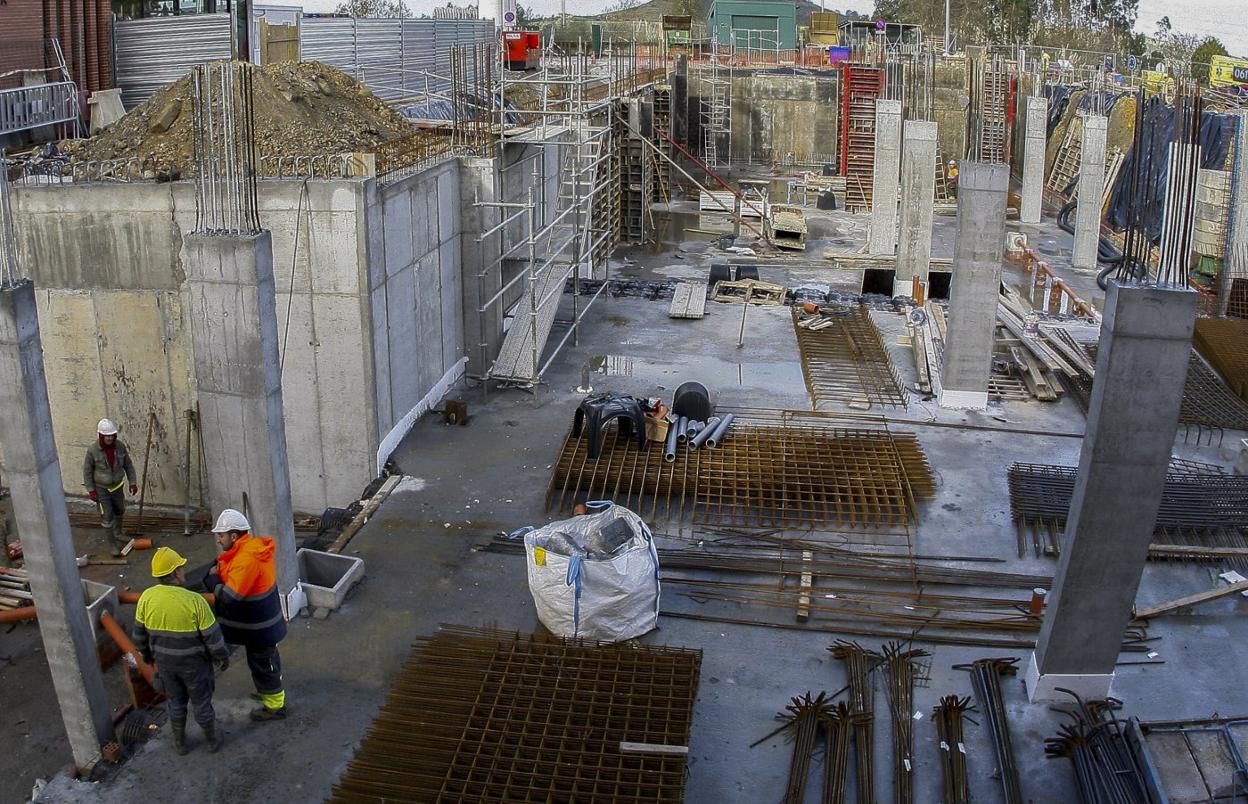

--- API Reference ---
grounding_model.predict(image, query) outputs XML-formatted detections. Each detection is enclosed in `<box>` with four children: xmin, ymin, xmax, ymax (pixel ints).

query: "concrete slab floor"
<box><xmin>22</xmin><ymin>202</ymin><xmax>1248</xmax><ymax>803</ymax></box>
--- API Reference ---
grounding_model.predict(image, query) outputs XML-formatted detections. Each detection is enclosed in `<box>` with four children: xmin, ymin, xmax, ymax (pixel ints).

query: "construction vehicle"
<box><xmin>503</xmin><ymin>30</ymin><xmax>541</xmax><ymax>71</ymax></box>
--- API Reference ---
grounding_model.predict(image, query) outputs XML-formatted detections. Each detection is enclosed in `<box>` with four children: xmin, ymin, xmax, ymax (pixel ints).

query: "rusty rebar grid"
<box><xmin>1194</xmin><ymin>318</ymin><xmax>1248</xmax><ymax>404</ymax></box>
<box><xmin>330</xmin><ymin>625</ymin><xmax>701</xmax><ymax>803</ymax></box>
<box><xmin>545</xmin><ymin>409</ymin><xmax>934</xmax><ymax>531</ymax></box>
<box><xmin>1007</xmin><ymin>462</ymin><xmax>1248</xmax><ymax>561</ymax></box>
<box><xmin>792</xmin><ymin>305</ymin><xmax>909</xmax><ymax>411</ymax></box>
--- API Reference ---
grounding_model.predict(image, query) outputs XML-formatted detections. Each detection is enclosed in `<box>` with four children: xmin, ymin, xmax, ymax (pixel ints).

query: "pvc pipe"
<box><xmin>0</xmin><ymin>606</ymin><xmax>37</xmax><ymax>624</ymax></box>
<box><xmin>705</xmin><ymin>413</ymin><xmax>735</xmax><ymax>448</ymax></box>
<box><xmin>685</xmin><ymin>419</ymin><xmax>703</xmax><ymax>440</ymax></box>
<box><xmin>99</xmin><ymin>610</ymin><xmax>156</xmax><ymax>686</ymax></box>
<box><xmin>663</xmin><ymin>420</ymin><xmax>679</xmax><ymax>463</ymax></box>
<box><xmin>689</xmin><ymin>416</ymin><xmax>722</xmax><ymax>449</ymax></box>
<box><xmin>675</xmin><ymin>416</ymin><xmax>689</xmax><ymax>443</ymax></box>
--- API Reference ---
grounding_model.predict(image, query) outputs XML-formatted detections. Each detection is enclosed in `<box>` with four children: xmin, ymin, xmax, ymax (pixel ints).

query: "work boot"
<box><xmin>170</xmin><ymin>718</ymin><xmax>188</xmax><ymax>755</ymax></box>
<box><xmin>203</xmin><ymin>721</ymin><xmax>223</xmax><ymax>753</ymax></box>
<box><xmin>250</xmin><ymin>706</ymin><xmax>287</xmax><ymax>722</ymax></box>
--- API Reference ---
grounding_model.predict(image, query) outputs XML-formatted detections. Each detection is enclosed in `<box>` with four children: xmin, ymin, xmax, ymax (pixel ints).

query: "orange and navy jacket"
<box><xmin>205</xmin><ymin>534</ymin><xmax>287</xmax><ymax>647</ymax></box>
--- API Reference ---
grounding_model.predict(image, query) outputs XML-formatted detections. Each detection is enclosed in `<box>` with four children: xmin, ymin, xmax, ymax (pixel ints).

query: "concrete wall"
<box><xmin>8</xmin><ymin>178</ymin><xmax>379</xmax><ymax>514</ymax></box>
<box><xmin>932</xmin><ymin>59</ymin><xmax>968</xmax><ymax>163</ymax></box>
<box><xmin>730</xmin><ymin>73</ymin><xmax>839</xmax><ymax>164</ymax></box>
<box><xmin>364</xmin><ymin>159</ymin><xmax>465</xmax><ymax>443</ymax></box>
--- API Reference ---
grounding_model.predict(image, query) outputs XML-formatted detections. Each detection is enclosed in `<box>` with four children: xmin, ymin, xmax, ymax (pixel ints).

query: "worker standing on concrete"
<box><xmin>207</xmin><ymin>509</ymin><xmax>289</xmax><ymax>722</ymax></box>
<box><xmin>134</xmin><ymin>546</ymin><xmax>230</xmax><ymax>755</ymax></box>
<box><xmin>82</xmin><ymin>418</ymin><xmax>138</xmax><ymax>557</ymax></box>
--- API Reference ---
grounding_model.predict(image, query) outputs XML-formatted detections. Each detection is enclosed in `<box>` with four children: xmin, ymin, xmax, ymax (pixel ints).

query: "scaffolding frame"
<box><xmin>469</xmin><ymin>42</ymin><xmax>657</xmax><ymax>392</ymax></box>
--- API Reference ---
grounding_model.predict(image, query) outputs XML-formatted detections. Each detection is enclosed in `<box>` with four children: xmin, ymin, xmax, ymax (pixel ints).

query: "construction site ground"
<box><xmin>15</xmin><ymin>197</ymin><xmax>1248</xmax><ymax>802</ymax></box>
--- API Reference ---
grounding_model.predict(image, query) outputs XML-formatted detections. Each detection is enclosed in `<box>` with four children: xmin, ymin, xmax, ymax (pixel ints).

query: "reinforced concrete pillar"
<box><xmin>0</xmin><ymin>280</ymin><xmax>114</xmax><ymax>768</ymax></box>
<box><xmin>894</xmin><ymin>120</ymin><xmax>937</xmax><ymax>297</ymax></box>
<box><xmin>868</xmin><ymin>99</ymin><xmax>903</xmax><ymax>255</ymax></box>
<box><xmin>183</xmin><ymin>231</ymin><xmax>303</xmax><ymax>615</ymax></box>
<box><xmin>1072</xmin><ymin>114</ymin><xmax>1107</xmax><ymax>270</ymax></box>
<box><xmin>1020</xmin><ymin>95</ymin><xmax>1048</xmax><ymax>225</ymax></box>
<box><xmin>1027</xmin><ymin>282</ymin><xmax>1197</xmax><ymax>701</ymax></box>
<box><xmin>939</xmin><ymin>162</ymin><xmax>1008</xmax><ymax>410</ymax></box>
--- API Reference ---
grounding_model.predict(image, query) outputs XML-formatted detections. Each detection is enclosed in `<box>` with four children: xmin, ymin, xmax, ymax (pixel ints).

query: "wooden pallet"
<box><xmin>669</xmin><ymin>282</ymin><xmax>709</xmax><ymax>319</ymax></box>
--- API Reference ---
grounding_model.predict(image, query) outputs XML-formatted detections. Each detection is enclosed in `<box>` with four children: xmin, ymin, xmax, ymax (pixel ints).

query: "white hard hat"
<box><xmin>97</xmin><ymin>418</ymin><xmax>119</xmax><ymax>436</ymax></box>
<box><xmin>212</xmin><ymin>509</ymin><xmax>252</xmax><ymax>534</ymax></box>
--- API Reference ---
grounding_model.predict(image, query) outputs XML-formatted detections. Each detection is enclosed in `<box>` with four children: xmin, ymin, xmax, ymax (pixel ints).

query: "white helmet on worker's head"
<box><xmin>212</xmin><ymin>508</ymin><xmax>251</xmax><ymax>534</ymax></box>
<box><xmin>97</xmin><ymin>418</ymin><xmax>119</xmax><ymax>436</ymax></box>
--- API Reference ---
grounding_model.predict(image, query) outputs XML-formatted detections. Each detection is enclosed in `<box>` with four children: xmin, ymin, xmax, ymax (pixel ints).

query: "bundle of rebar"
<box><xmin>329</xmin><ymin>625</ymin><xmax>701</xmax><ymax>804</ymax></box>
<box><xmin>780</xmin><ymin>691</ymin><xmax>832</xmax><ymax>803</ymax></box>
<box><xmin>190</xmin><ymin>61</ymin><xmax>260</xmax><ymax>235</ymax></box>
<box><xmin>1044</xmin><ymin>692</ymin><xmax>1149</xmax><ymax>804</ymax></box>
<box><xmin>959</xmin><ymin>657</ymin><xmax>1024</xmax><ymax>804</ymax></box>
<box><xmin>933</xmin><ymin>695</ymin><xmax>972</xmax><ymax>804</ymax></box>
<box><xmin>821</xmin><ymin>702</ymin><xmax>854</xmax><ymax>804</ymax></box>
<box><xmin>881</xmin><ymin>642</ymin><xmax>929</xmax><ymax>803</ymax></box>
<box><xmin>829</xmin><ymin>641</ymin><xmax>878</xmax><ymax>804</ymax></box>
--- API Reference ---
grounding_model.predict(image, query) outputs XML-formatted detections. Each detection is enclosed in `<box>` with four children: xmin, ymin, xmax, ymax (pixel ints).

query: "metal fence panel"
<box><xmin>114</xmin><ymin>15</ymin><xmax>231</xmax><ymax>108</ymax></box>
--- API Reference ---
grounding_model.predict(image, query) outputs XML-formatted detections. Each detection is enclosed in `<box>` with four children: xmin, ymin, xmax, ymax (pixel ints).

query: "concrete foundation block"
<box><xmin>1024</xmin><ymin>652</ymin><xmax>1114</xmax><ymax>703</ymax></box>
<box><xmin>297</xmin><ymin>548</ymin><xmax>365</xmax><ymax>611</ymax></box>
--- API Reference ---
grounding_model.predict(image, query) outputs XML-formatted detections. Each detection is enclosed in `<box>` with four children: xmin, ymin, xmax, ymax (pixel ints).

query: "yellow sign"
<box><xmin>1210</xmin><ymin>54</ymin><xmax>1248</xmax><ymax>88</ymax></box>
<box><xmin>533</xmin><ymin>547</ymin><xmax>546</xmax><ymax>566</ymax></box>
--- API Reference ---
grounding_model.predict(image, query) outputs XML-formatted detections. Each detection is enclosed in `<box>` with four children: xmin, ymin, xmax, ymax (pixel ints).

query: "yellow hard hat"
<box><xmin>151</xmin><ymin>546</ymin><xmax>187</xmax><ymax>578</ymax></box>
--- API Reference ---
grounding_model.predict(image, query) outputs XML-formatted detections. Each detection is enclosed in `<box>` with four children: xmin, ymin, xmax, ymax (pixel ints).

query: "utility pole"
<box><xmin>944</xmin><ymin>0</ymin><xmax>950</xmax><ymax>55</ymax></box>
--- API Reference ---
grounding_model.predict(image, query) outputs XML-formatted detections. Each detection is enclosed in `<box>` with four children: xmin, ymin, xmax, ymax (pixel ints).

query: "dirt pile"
<box><xmin>71</xmin><ymin>60</ymin><xmax>415</xmax><ymax>173</ymax></box>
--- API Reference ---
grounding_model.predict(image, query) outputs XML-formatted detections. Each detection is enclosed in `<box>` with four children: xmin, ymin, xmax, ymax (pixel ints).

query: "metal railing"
<box><xmin>0</xmin><ymin>81</ymin><xmax>78</xmax><ymax>138</ymax></box>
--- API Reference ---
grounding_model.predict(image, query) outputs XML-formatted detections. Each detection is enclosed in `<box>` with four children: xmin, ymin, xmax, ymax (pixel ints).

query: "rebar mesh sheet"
<box><xmin>1007</xmin><ymin>462</ymin><xmax>1248</xmax><ymax>559</ymax></box>
<box><xmin>792</xmin><ymin>306</ymin><xmax>909</xmax><ymax>410</ymax></box>
<box><xmin>547</xmin><ymin>408</ymin><xmax>934</xmax><ymax>530</ymax></box>
<box><xmin>1064</xmin><ymin>344</ymin><xmax>1248</xmax><ymax>434</ymax></box>
<box><xmin>330</xmin><ymin>626</ymin><xmax>702</xmax><ymax>804</ymax></box>
<box><xmin>1194</xmin><ymin>318</ymin><xmax>1248</xmax><ymax>403</ymax></box>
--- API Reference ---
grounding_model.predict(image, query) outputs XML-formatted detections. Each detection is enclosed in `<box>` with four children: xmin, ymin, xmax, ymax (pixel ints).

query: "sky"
<box><xmin>298</xmin><ymin>0</ymin><xmax>1248</xmax><ymax>57</ymax></box>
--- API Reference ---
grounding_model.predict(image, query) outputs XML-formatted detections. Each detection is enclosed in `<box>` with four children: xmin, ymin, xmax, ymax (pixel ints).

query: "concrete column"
<box><xmin>1072</xmin><ymin>114</ymin><xmax>1107</xmax><ymax>270</ymax></box>
<box><xmin>1020</xmin><ymin>95</ymin><xmax>1048</xmax><ymax>225</ymax></box>
<box><xmin>1027</xmin><ymin>282</ymin><xmax>1197</xmax><ymax>701</ymax></box>
<box><xmin>894</xmin><ymin>120</ymin><xmax>937</xmax><ymax>297</ymax></box>
<box><xmin>0</xmin><ymin>280</ymin><xmax>114</xmax><ymax>768</ymax></box>
<box><xmin>183</xmin><ymin>232</ymin><xmax>302</xmax><ymax>614</ymax></box>
<box><xmin>939</xmin><ymin>162</ymin><xmax>1008</xmax><ymax>411</ymax></box>
<box><xmin>868</xmin><ymin>99</ymin><xmax>903</xmax><ymax>255</ymax></box>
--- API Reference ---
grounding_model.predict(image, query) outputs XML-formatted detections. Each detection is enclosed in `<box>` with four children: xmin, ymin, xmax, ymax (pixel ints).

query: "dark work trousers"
<box><xmin>95</xmin><ymin>486</ymin><xmax>127</xmax><ymax>542</ymax></box>
<box><xmin>245</xmin><ymin>644</ymin><xmax>283</xmax><ymax>700</ymax></box>
<box><xmin>157</xmin><ymin>661</ymin><xmax>216</xmax><ymax>727</ymax></box>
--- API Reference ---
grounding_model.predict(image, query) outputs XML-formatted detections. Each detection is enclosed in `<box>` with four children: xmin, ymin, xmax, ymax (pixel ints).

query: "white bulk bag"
<box><xmin>516</xmin><ymin>502</ymin><xmax>660</xmax><ymax>643</ymax></box>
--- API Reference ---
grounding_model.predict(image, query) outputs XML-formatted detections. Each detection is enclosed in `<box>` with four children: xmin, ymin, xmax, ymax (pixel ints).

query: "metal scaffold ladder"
<box><xmin>490</xmin><ymin>125</ymin><xmax>608</xmax><ymax>387</ymax></box>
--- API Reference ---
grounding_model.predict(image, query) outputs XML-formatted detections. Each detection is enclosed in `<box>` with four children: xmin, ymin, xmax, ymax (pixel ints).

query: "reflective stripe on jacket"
<box><xmin>207</xmin><ymin>534</ymin><xmax>287</xmax><ymax>648</ymax></box>
<box><xmin>83</xmin><ymin>439</ymin><xmax>136</xmax><ymax>491</ymax></box>
<box><xmin>133</xmin><ymin>584</ymin><xmax>229</xmax><ymax>671</ymax></box>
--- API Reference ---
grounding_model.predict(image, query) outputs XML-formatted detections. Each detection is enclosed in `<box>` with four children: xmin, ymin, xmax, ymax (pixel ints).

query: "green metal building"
<box><xmin>706</xmin><ymin>0</ymin><xmax>798</xmax><ymax>51</ymax></box>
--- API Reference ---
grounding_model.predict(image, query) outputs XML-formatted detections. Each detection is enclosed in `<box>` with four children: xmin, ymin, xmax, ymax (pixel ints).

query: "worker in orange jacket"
<box><xmin>205</xmin><ymin>509</ymin><xmax>288</xmax><ymax>721</ymax></box>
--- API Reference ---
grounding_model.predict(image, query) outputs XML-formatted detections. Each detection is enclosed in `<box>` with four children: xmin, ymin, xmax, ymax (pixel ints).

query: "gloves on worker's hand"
<box><xmin>129</xmin><ymin>484</ymin><xmax>139</xmax><ymax>495</ymax></box>
<box><xmin>215</xmin><ymin>658</ymin><xmax>230</xmax><ymax>673</ymax></box>
<box><xmin>88</xmin><ymin>490</ymin><xmax>98</xmax><ymax>503</ymax></box>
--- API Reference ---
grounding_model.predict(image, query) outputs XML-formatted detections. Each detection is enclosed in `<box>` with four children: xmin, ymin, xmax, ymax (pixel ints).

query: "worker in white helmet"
<box><xmin>82</xmin><ymin>418</ymin><xmax>138</xmax><ymax>557</ymax></box>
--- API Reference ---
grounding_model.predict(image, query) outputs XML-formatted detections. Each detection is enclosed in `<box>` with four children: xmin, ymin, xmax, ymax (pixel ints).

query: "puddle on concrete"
<box><xmin>587</xmin><ymin>354</ymin><xmax>635</xmax><ymax>377</ymax></box>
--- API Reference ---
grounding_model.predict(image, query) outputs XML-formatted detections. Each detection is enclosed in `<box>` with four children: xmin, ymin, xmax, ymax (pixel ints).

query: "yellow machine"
<box><xmin>1141</xmin><ymin>69</ymin><xmax>1175</xmax><ymax>92</ymax></box>
<box><xmin>1209</xmin><ymin>54</ymin><xmax>1248</xmax><ymax>88</ymax></box>
<box><xmin>807</xmin><ymin>12</ymin><xmax>840</xmax><ymax>45</ymax></box>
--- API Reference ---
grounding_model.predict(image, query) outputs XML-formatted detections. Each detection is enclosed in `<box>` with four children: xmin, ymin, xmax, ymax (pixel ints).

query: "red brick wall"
<box><xmin>0</xmin><ymin>0</ymin><xmax>112</xmax><ymax>92</ymax></box>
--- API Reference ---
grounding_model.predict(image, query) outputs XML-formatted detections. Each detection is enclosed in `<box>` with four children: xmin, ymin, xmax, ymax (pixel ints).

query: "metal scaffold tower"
<box><xmin>477</xmin><ymin>43</ymin><xmax>654</xmax><ymax>390</ymax></box>
<box><xmin>701</xmin><ymin>44</ymin><xmax>732</xmax><ymax>169</ymax></box>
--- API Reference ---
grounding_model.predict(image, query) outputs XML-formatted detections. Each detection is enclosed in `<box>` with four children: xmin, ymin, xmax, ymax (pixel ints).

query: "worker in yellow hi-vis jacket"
<box><xmin>82</xmin><ymin>418</ymin><xmax>138</xmax><ymax>557</ymax></box>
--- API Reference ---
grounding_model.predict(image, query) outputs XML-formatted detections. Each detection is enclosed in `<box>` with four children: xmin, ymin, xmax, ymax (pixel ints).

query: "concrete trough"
<box><xmin>297</xmin><ymin>548</ymin><xmax>365</xmax><ymax>611</ymax></box>
<box><xmin>82</xmin><ymin>579</ymin><xmax>117</xmax><ymax>643</ymax></box>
